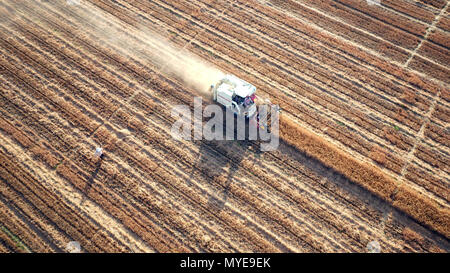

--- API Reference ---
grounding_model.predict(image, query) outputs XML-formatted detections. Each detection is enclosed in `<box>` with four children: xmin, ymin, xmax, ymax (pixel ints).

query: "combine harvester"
<box><xmin>210</xmin><ymin>74</ymin><xmax>258</xmax><ymax>118</ymax></box>
<box><xmin>210</xmin><ymin>74</ymin><xmax>280</xmax><ymax>131</ymax></box>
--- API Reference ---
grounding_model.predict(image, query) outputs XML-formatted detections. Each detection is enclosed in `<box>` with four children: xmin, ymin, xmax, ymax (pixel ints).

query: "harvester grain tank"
<box><xmin>210</xmin><ymin>74</ymin><xmax>257</xmax><ymax>118</ymax></box>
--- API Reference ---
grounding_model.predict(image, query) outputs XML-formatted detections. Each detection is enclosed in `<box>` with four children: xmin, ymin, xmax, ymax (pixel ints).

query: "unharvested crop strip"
<box><xmin>279</xmin><ymin>116</ymin><xmax>449</xmax><ymax>238</ymax></box>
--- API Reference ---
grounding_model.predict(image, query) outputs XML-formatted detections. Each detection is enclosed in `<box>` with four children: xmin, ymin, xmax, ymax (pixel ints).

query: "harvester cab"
<box><xmin>211</xmin><ymin>74</ymin><xmax>257</xmax><ymax>118</ymax></box>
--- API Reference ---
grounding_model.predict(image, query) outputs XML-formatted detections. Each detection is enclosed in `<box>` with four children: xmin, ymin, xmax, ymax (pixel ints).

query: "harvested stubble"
<box><xmin>279</xmin><ymin>115</ymin><xmax>449</xmax><ymax>238</ymax></box>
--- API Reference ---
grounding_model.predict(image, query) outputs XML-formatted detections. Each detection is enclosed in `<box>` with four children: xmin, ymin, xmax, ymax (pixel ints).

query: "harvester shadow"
<box><xmin>187</xmin><ymin>112</ymin><xmax>260</xmax><ymax>211</ymax></box>
<box><xmin>80</xmin><ymin>155</ymin><xmax>103</xmax><ymax>206</ymax></box>
<box><xmin>278</xmin><ymin>138</ymin><xmax>450</xmax><ymax>251</ymax></box>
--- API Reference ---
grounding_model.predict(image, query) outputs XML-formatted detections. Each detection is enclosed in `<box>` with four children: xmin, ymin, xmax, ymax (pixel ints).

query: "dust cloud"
<box><xmin>2</xmin><ymin>0</ymin><xmax>224</xmax><ymax>97</ymax></box>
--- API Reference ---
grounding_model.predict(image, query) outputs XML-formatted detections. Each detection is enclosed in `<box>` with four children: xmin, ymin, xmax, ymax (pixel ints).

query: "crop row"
<box><xmin>409</xmin><ymin>56</ymin><xmax>450</xmax><ymax>84</ymax></box>
<box><xmin>382</xmin><ymin>0</ymin><xmax>437</xmax><ymax>24</ymax></box>
<box><xmin>0</xmin><ymin>24</ymin><xmax>125</xmax><ymax>120</ymax></box>
<box><xmin>232</xmin><ymin>0</ymin><xmax>444</xmax><ymax>96</ymax></box>
<box><xmin>279</xmin><ymin>116</ymin><xmax>449</xmax><ymax>238</ymax></box>
<box><xmin>421</xmin><ymin>0</ymin><xmax>447</xmax><ymax>9</ymax></box>
<box><xmin>404</xmin><ymin>162</ymin><xmax>449</xmax><ymax>204</ymax></box>
<box><xmin>0</xmin><ymin>146</ymin><xmax>125</xmax><ymax>252</ymax></box>
<box><xmin>432</xmin><ymin>102</ymin><xmax>450</xmax><ymax>124</ymax></box>
<box><xmin>424</xmin><ymin>121</ymin><xmax>449</xmax><ymax>150</ymax></box>
<box><xmin>0</xmin><ymin>224</ymin><xmax>22</xmax><ymax>253</ymax></box>
<box><xmin>289</xmin><ymin>0</ymin><xmax>426</xmax><ymax>49</ymax></box>
<box><xmin>419</xmin><ymin>30</ymin><xmax>450</xmax><ymax>67</ymax></box>
<box><xmin>0</xmin><ymin>190</ymin><xmax>56</xmax><ymax>252</ymax></box>
<box><xmin>437</xmin><ymin>15</ymin><xmax>450</xmax><ymax>31</ymax></box>
<box><xmin>0</xmin><ymin>76</ymin><xmax>196</xmax><ymax>252</ymax></box>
